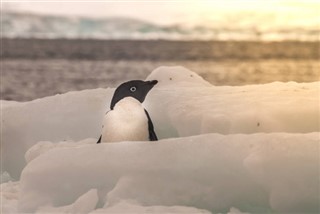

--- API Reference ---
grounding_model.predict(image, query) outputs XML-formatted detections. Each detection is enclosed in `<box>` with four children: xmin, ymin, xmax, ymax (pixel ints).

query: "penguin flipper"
<box><xmin>97</xmin><ymin>135</ymin><xmax>102</xmax><ymax>144</ymax></box>
<box><xmin>144</xmin><ymin>109</ymin><xmax>158</xmax><ymax>141</ymax></box>
<box><xmin>97</xmin><ymin>111</ymin><xmax>110</xmax><ymax>144</ymax></box>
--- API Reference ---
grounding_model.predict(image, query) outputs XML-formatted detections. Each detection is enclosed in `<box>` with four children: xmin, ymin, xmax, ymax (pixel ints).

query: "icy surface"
<box><xmin>146</xmin><ymin>66</ymin><xmax>212</xmax><ymax>87</ymax></box>
<box><xmin>1</xmin><ymin>66</ymin><xmax>320</xmax><ymax>213</ymax></box>
<box><xmin>91</xmin><ymin>200</ymin><xmax>211</xmax><ymax>213</ymax></box>
<box><xmin>2</xmin><ymin>70</ymin><xmax>319</xmax><ymax>179</ymax></box>
<box><xmin>17</xmin><ymin>133</ymin><xmax>320</xmax><ymax>213</ymax></box>
<box><xmin>36</xmin><ymin>189</ymin><xmax>99</xmax><ymax>214</ymax></box>
<box><xmin>1</xmin><ymin>89</ymin><xmax>112</xmax><ymax>179</ymax></box>
<box><xmin>0</xmin><ymin>182</ymin><xmax>19</xmax><ymax>213</ymax></box>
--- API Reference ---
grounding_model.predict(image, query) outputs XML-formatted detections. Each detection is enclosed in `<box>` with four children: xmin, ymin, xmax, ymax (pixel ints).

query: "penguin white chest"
<box><xmin>101</xmin><ymin>97</ymin><xmax>149</xmax><ymax>143</ymax></box>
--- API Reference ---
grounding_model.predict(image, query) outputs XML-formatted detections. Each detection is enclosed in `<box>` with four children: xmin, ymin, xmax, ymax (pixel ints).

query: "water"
<box><xmin>2</xmin><ymin>38</ymin><xmax>319</xmax><ymax>101</ymax></box>
<box><xmin>2</xmin><ymin>59</ymin><xmax>319</xmax><ymax>101</ymax></box>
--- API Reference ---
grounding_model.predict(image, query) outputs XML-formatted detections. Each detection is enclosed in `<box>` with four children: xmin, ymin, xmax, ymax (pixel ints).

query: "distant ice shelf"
<box><xmin>3</xmin><ymin>12</ymin><xmax>320</xmax><ymax>41</ymax></box>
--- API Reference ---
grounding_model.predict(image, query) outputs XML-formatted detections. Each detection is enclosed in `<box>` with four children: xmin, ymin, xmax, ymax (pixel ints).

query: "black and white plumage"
<box><xmin>97</xmin><ymin>80</ymin><xmax>158</xmax><ymax>143</ymax></box>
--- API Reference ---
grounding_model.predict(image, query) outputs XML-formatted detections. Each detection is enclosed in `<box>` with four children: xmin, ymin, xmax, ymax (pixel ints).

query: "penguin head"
<box><xmin>110</xmin><ymin>80</ymin><xmax>158</xmax><ymax>109</ymax></box>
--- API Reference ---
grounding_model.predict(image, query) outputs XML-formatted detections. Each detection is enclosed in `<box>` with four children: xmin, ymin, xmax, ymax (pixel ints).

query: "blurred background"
<box><xmin>1</xmin><ymin>0</ymin><xmax>319</xmax><ymax>101</ymax></box>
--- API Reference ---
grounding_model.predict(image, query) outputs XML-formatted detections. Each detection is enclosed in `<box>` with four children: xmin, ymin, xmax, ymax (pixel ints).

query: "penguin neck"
<box><xmin>113</xmin><ymin>97</ymin><xmax>143</xmax><ymax>111</ymax></box>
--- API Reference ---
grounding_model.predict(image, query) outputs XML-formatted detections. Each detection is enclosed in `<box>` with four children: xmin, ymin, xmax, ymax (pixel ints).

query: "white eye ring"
<box><xmin>130</xmin><ymin>87</ymin><xmax>137</xmax><ymax>92</ymax></box>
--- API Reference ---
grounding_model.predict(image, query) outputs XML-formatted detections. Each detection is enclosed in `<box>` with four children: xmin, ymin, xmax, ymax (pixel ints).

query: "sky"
<box><xmin>1</xmin><ymin>0</ymin><xmax>320</xmax><ymax>28</ymax></box>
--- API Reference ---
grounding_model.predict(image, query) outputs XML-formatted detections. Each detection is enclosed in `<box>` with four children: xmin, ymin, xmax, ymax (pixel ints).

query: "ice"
<box><xmin>145</xmin><ymin>80</ymin><xmax>319</xmax><ymax>138</ymax></box>
<box><xmin>91</xmin><ymin>200</ymin><xmax>211</xmax><ymax>213</ymax></box>
<box><xmin>17</xmin><ymin>133</ymin><xmax>319</xmax><ymax>213</ymax></box>
<box><xmin>2</xmin><ymin>67</ymin><xmax>318</xmax><ymax>180</ymax></box>
<box><xmin>36</xmin><ymin>189</ymin><xmax>99</xmax><ymax>214</ymax></box>
<box><xmin>1</xmin><ymin>66</ymin><xmax>319</xmax><ymax>213</ymax></box>
<box><xmin>226</xmin><ymin>207</ymin><xmax>250</xmax><ymax>214</ymax></box>
<box><xmin>145</xmin><ymin>66</ymin><xmax>212</xmax><ymax>87</ymax></box>
<box><xmin>1</xmin><ymin>89</ymin><xmax>111</xmax><ymax>179</ymax></box>
<box><xmin>0</xmin><ymin>182</ymin><xmax>19</xmax><ymax>213</ymax></box>
<box><xmin>24</xmin><ymin>138</ymin><xmax>95</xmax><ymax>163</ymax></box>
<box><xmin>0</xmin><ymin>171</ymin><xmax>13</xmax><ymax>184</ymax></box>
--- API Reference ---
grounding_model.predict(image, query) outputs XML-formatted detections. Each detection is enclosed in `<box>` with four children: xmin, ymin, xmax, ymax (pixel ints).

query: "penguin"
<box><xmin>97</xmin><ymin>80</ymin><xmax>158</xmax><ymax>143</ymax></box>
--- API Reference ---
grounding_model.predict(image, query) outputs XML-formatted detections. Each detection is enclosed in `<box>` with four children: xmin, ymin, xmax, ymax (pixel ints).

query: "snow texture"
<box><xmin>1</xmin><ymin>66</ymin><xmax>320</xmax><ymax>213</ymax></box>
<box><xmin>17</xmin><ymin>133</ymin><xmax>319</xmax><ymax>213</ymax></box>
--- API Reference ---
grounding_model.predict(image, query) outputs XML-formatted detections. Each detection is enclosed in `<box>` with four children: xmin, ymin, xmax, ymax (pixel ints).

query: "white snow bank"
<box><xmin>147</xmin><ymin>67</ymin><xmax>319</xmax><ymax>137</ymax></box>
<box><xmin>1</xmin><ymin>67</ymin><xmax>319</xmax><ymax>180</ymax></box>
<box><xmin>17</xmin><ymin>133</ymin><xmax>319</xmax><ymax>213</ymax></box>
<box><xmin>0</xmin><ymin>171</ymin><xmax>13</xmax><ymax>184</ymax></box>
<box><xmin>146</xmin><ymin>66</ymin><xmax>212</xmax><ymax>87</ymax></box>
<box><xmin>146</xmin><ymin>80</ymin><xmax>320</xmax><ymax>138</ymax></box>
<box><xmin>37</xmin><ymin>189</ymin><xmax>99</xmax><ymax>214</ymax></box>
<box><xmin>91</xmin><ymin>200</ymin><xmax>211</xmax><ymax>213</ymax></box>
<box><xmin>0</xmin><ymin>182</ymin><xmax>19</xmax><ymax>213</ymax></box>
<box><xmin>1</xmin><ymin>66</ymin><xmax>320</xmax><ymax>213</ymax></box>
<box><xmin>1</xmin><ymin>89</ymin><xmax>111</xmax><ymax>179</ymax></box>
<box><xmin>24</xmin><ymin>138</ymin><xmax>95</xmax><ymax>164</ymax></box>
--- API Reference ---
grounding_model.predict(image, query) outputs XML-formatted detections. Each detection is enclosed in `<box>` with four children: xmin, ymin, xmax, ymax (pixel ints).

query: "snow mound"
<box><xmin>1</xmin><ymin>66</ymin><xmax>319</xmax><ymax>213</ymax></box>
<box><xmin>146</xmin><ymin>66</ymin><xmax>212</xmax><ymax>87</ymax></box>
<box><xmin>92</xmin><ymin>200</ymin><xmax>211</xmax><ymax>214</ymax></box>
<box><xmin>18</xmin><ymin>133</ymin><xmax>319</xmax><ymax>213</ymax></box>
<box><xmin>1</xmin><ymin>89</ymin><xmax>111</xmax><ymax>179</ymax></box>
<box><xmin>1</xmin><ymin>68</ymin><xmax>319</xmax><ymax>180</ymax></box>
<box><xmin>0</xmin><ymin>182</ymin><xmax>20</xmax><ymax>213</ymax></box>
<box><xmin>25</xmin><ymin>138</ymin><xmax>95</xmax><ymax>163</ymax></box>
<box><xmin>37</xmin><ymin>189</ymin><xmax>99</xmax><ymax>214</ymax></box>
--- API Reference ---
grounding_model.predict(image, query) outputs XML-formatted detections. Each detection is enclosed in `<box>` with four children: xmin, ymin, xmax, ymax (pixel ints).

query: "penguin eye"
<box><xmin>130</xmin><ymin>86</ymin><xmax>137</xmax><ymax>92</ymax></box>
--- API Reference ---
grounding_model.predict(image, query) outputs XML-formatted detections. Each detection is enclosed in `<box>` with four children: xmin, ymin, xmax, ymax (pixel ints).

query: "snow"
<box><xmin>146</xmin><ymin>66</ymin><xmax>212</xmax><ymax>87</ymax></box>
<box><xmin>1</xmin><ymin>89</ymin><xmax>111</xmax><ymax>179</ymax></box>
<box><xmin>1</xmin><ymin>66</ymin><xmax>319</xmax><ymax>213</ymax></box>
<box><xmin>13</xmin><ymin>133</ymin><xmax>320</xmax><ymax>213</ymax></box>
<box><xmin>36</xmin><ymin>189</ymin><xmax>99</xmax><ymax>214</ymax></box>
<box><xmin>92</xmin><ymin>200</ymin><xmax>211</xmax><ymax>213</ymax></box>
<box><xmin>0</xmin><ymin>182</ymin><xmax>19</xmax><ymax>213</ymax></box>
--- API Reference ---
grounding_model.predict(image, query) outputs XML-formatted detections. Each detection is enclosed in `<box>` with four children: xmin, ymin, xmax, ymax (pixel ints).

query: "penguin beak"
<box><xmin>147</xmin><ymin>80</ymin><xmax>158</xmax><ymax>85</ymax></box>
